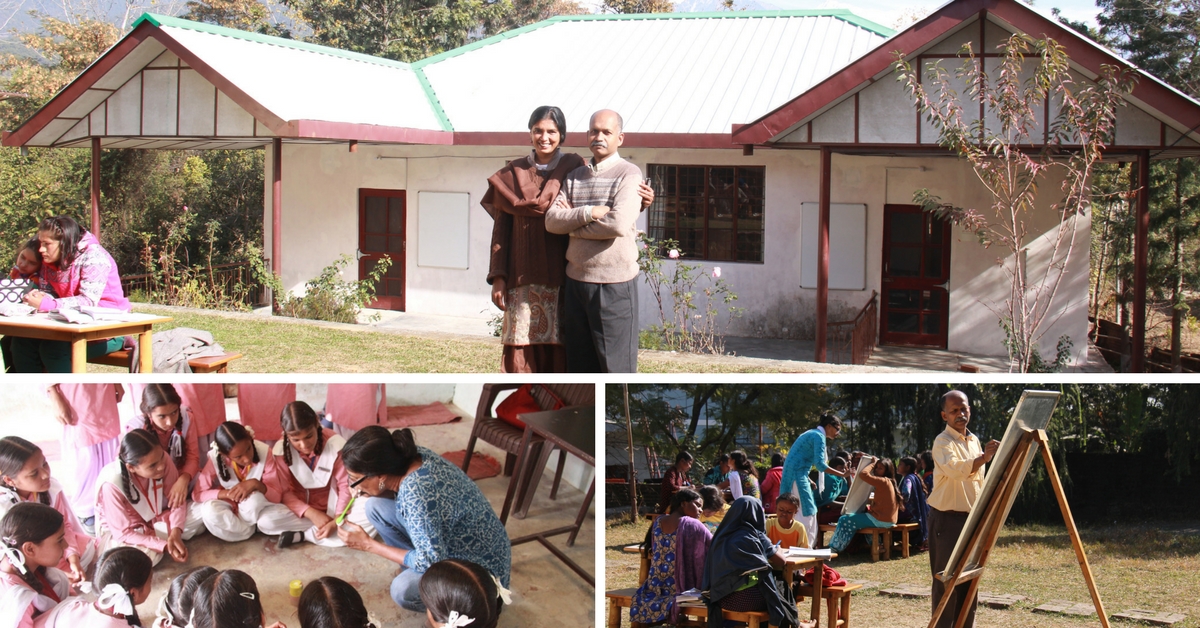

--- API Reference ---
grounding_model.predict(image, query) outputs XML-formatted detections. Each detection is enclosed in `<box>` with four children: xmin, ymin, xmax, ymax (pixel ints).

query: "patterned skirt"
<box><xmin>501</xmin><ymin>283</ymin><xmax>561</xmax><ymax>346</ymax></box>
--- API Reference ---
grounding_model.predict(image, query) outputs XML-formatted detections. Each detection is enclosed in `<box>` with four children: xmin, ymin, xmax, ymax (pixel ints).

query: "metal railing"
<box><xmin>122</xmin><ymin>261</ymin><xmax>267</xmax><ymax>307</ymax></box>
<box><xmin>829</xmin><ymin>290</ymin><xmax>878</xmax><ymax>365</ymax></box>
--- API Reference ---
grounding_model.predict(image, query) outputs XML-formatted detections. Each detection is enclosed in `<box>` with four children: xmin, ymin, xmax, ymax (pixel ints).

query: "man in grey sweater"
<box><xmin>545</xmin><ymin>109</ymin><xmax>643</xmax><ymax>373</ymax></box>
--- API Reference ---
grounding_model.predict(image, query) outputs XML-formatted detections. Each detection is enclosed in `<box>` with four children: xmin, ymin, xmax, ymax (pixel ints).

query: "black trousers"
<box><xmin>562</xmin><ymin>276</ymin><xmax>638</xmax><ymax>373</ymax></box>
<box><xmin>929</xmin><ymin>507</ymin><xmax>977</xmax><ymax>628</ymax></box>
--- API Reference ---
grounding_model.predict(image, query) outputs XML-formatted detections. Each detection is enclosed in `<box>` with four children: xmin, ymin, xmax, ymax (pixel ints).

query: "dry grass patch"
<box><xmin>604</xmin><ymin>519</ymin><xmax>1200</xmax><ymax>628</ymax></box>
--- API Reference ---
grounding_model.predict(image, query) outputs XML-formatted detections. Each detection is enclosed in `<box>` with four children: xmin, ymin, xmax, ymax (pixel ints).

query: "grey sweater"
<box><xmin>545</xmin><ymin>153</ymin><xmax>643</xmax><ymax>284</ymax></box>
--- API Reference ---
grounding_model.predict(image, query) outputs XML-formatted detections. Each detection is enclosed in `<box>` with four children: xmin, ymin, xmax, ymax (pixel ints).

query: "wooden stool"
<box><xmin>817</xmin><ymin>523</ymin><xmax>920</xmax><ymax>561</ymax></box>
<box><xmin>677</xmin><ymin>601</ymin><xmax>774</xmax><ymax>628</ymax></box>
<box><xmin>89</xmin><ymin>350</ymin><xmax>243</xmax><ymax>373</ymax></box>
<box><xmin>796</xmin><ymin>582</ymin><xmax>863</xmax><ymax>628</ymax></box>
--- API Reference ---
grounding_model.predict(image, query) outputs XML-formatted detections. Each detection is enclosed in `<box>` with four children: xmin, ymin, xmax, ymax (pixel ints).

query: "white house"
<box><xmin>7</xmin><ymin>0</ymin><xmax>1199</xmax><ymax>367</ymax></box>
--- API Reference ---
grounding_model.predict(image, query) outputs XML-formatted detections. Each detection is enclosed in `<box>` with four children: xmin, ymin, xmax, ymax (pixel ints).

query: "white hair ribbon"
<box><xmin>366</xmin><ymin>613</ymin><xmax>381</xmax><ymax>628</ymax></box>
<box><xmin>0</xmin><ymin>540</ymin><xmax>27</xmax><ymax>575</ymax></box>
<box><xmin>490</xmin><ymin>574</ymin><xmax>512</xmax><ymax>605</ymax></box>
<box><xmin>97</xmin><ymin>583</ymin><xmax>135</xmax><ymax>617</ymax></box>
<box><xmin>157</xmin><ymin>590</ymin><xmax>174</xmax><ymax>625</ymax></box>
<box><xmin>186</xmin><ymin>607</ymin><xmax>196</xmax><ymax>628</ymax></box>
<box><xmin>209</xmin><ymin>441</ymin><xmax>221</xmax><ymax>456</ymax></box>
<box><xmin>168</xmin><ymin>432</ymin><xmax>184</xmax><ymax>461</ymax></box>
<box><xmin>239</xmin><ymin>592</ymin><xmax>256</xmax><ymax>600</ymax></box>
<box><xmin>443</xmin><ymin>611</ymin><xmax>474</xmax><ymax>628</ymax></box>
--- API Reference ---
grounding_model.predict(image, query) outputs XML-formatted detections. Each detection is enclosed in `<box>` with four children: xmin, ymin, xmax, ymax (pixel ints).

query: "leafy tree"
<box><xmin>896</xmin><ymin>34</ymin><xmax>1134</xmax><ymax>371</ymax></box>
<box><xmin>601</xmin><ymin>0</ymin><xmax>672</xmax><ymax>13</ymax></box>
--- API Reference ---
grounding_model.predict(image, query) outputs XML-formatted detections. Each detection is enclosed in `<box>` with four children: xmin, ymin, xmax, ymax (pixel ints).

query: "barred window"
<box><xmin>645</xmin><ymin>165</ymin><xmax>765</xmax><ymax>263</ymax></box>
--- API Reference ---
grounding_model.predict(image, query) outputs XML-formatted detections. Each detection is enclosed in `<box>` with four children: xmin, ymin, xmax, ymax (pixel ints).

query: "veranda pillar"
<box><xmin>90</xmin><ymin>137</ymin><xmax>101</xmax><ymax>238</ymax></box>
<box><xmin>815</xmin><ymin>146</ymin><xmax>831</xmax><ymax>362</ymax></box>
<box><xmin>1132</xmin><ymin>150</ymin><xmax>1150</xmax><ymax>372</ymax></box>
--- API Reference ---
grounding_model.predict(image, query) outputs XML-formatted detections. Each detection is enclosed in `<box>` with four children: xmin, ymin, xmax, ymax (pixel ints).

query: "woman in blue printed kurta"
<box><xmin>779</xmin><ymin>414</ymin><xmax>848</xmax><ymax>547</ymax></box>
<box><xmin>336</xmin><ymin>426</ymin><xmax>510</xmax><ymax>612</ymax></box>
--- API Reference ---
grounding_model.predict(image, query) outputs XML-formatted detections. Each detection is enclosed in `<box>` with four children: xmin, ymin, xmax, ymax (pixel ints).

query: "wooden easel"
<box><xmin>928</xmin><ymin>428</ymin><xmax>1110</xmax><ymax>628</ymax></box>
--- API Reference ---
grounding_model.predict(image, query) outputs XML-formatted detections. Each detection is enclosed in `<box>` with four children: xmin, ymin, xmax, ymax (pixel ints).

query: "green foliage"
<box><xmin>601</xmin><ymin>0</ymin><xmax>673</xmax><ymax>12</ymax></box>
<box><xmin>637</xmin><ymin>233</ymin><xmax>743</xmax><ymax>354</ymax></box>
<box><xmin>275</xmin><ymin>254</ymin><xmax>392</xmax><ymax>323</ymax></box>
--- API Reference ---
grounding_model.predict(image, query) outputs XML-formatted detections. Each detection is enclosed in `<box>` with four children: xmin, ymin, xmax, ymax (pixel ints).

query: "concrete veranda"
<box><xmin>0</xmin><ymin>383</ymin><xmax>594</xmax><ymax>628</ymax></box>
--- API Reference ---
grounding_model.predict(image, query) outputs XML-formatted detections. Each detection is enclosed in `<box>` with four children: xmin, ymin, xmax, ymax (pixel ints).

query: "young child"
<box><xmin>151</xmin><ymin>566</ymin><xmax>217</xmax><ymax>628</ymax></box>
<box><xmin>132</xmin><ymin>385</ymin><xmax>200</xmax><ymax>509</ymax></box>
<box><xmin>130</xmin><ymin>384</ymin><xmax>226</xmax><ymax>473</ymax></box>
<box><xmin>827</xmin><ymin>458</ymin><xmax>902</xmax><ymax>553</ymax></box>
<box><xmin>34</xmin><ymin>547</ymin><xmax>153</xmax><ymax>628</ymax></box>
<box><xmin>323</xmin><ymin>384</ymin><xmax>387</xmax><ymax>438</ymax></box>
<box><xmin>298</xmin><ymin>577</ymin><xmax>374</xmax><ymax>628</ymax></box>
<box><xmin>0</xmin><ymin>503</ymin><xmax>70</xmax><ymax>628</ymax></box>
<box><xmin>696</xmin><ymin>485</ymin><xmax>728</xmax><ymax>534</ymax></box>
<box><xmin>189</xmin><ymin>570</ymin><xmax>286</xmax><ymax>628</ymax></box>
<box><xmin>9</xmin><ymin>238</ymin><xmax>43</xmax><ymax>281</ymax></box>
<box><xmin>265</xmin><ymin>402</ymin><xmax>368</xmax><ymax>548</ymax></box>
<box><xmin>235</xmin><ymin>384</ymin><xmax>296</xmax><ymax>444</ymax></box>
<box><xmin>0</xmin><ymin>437</ymin><xmax>94</xmax><ymax>583</ymax></box>
<box><xmin>897</xmin><ymin>456</ymin><xmax>930</xmax><ymax>551</ymax></box>
<box><xmin>192</xmin><ymin>422</ymin><xmax>294</xmax><ymax>542</ymax></box>
<box><xmin>418</xmin><ymin>559</ymin><xmax>510</xmax><ymax>628</ymax></box>
<box><xmin>766</xmin><ymin>492</ymin><xmax>810</xmax><ymax>549</ymax></box>
<box><xmin>95</xmin><ymin>429</ymin><xmax>206</xmax><ymax>566</ymax></box>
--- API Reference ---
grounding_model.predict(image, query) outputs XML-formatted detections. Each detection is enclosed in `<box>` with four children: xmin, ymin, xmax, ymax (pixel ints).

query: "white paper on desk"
<box><xmin>0</xmin><ymin>302</ymin><xmax>34</xmax><ymax>317</ymax></box>
<box><xmin>676</xmin><ymin>588</ymin><xmax>704</xmax><ymax>602</ymax></box>
<box><xmin>48</xmin><ymin>308</ymin><xmax>94</xmax><ymax>323</ymax></box>
<box><xmin>80</xmin><ymin>306</ymin><xmax>136</xmax><ymax>321</ymax></box>
<box><xmin>786</xmin><ymin>547</ymin><xmax>833</xmax><ymax>558</ymax></box>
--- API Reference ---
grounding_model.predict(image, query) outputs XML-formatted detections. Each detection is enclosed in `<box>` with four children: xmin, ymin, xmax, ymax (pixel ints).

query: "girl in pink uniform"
<box><xmin>34</xmin><ymin>547</ymin><xmax>153</xmax><ymax>628</ymax></box>
<box><xmin>263</xmin><ymin>402</ymin><xmax>369</xmax><ymax>548</ymax></box>
<box><xmin>190</xmin><ymin>570</ymin><xmax>286</xmax><ymax>628</ymax></box>
<box><xmin>235</xmin><ymin>384</ymin><xmax>295</xmax><ymax>444</ymax></box>
<box><xmin>95</xmin><ymin>430</ymin><xmax>205</xmax><ymax>566</ymax></box>
<box><xmin>0</xmin><ymin>503</ymin><xmax>70</xmax><ymax>628</ymax></box>
<box><xmin>150</xmin><ymin>566</ymin><xmax>217</xmax><ymax>628</ymax></box>
<box><xmin>46</xmin><ymin>384</ymin><xmax>122</xmax><ymax>531</ymax></box>
<box><xmin>0</xmin><ymin>437</ymin><xmax>94</xmax><ymax>583</ymax></box>
<box><xmin>131</xmin><ymin>385</ymin><xmax>200</xmax><ymax>508</ymax></box>
<box><xmin>130</xmin><ymin>384</ymin><xmax>226</xmax><ymax>471</ymax></box>
<box><xmin>192</xmin><ymin>423</ymin><xmax>295</xmax><ymax>542</ymax></box>
<box><xmin>323</xmin><ymin>384</ymin><xmax>387</xmax><ymax>438</ymax></box>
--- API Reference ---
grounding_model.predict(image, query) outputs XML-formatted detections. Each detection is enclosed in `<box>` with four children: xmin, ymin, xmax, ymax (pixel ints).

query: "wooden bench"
<box><xmin>817</xmin><ymin>522</ymin><xmax>920</xmax><ymax>562</ymax></box>
<box><xmin>796</xmin><ymin>582</ymin><xmax>863</xmax><ymax>628</ymax></box>
<box><xmin>88</xmin><ymin>350</ymin><xmax>243</xmax><ymax>373</ymax></box>
<box><xmin>604</xmin><ymin>588</ymin><xmax>775</xmax><ymax>628</ymax></box>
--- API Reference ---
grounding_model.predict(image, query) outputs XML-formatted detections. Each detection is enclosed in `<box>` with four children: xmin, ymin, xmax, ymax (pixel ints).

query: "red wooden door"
<box><xmin>358</xmin><ymin>189</ymin><xmax>406</xmax><ymax>311</ymax></box>
<box><xmin>879</xmin><ymin>204</ymin><xmax>951</xmax><ymax>348</ymax></box>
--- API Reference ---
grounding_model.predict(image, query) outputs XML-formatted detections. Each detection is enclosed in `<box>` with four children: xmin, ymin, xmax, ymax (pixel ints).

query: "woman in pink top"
<box><xmin>0</xmin><ymin>437</ymin><xmax>95</xmax><ymax>583</ymax></box>
<box><xmin>34</xmin><ymin>547</ymin><xmax>153</xmax><ymax>628</ymax></box>
<box><xmin>236</xmin><ymin>384</ymin><xmax>296</xmax><ymax>443</ymax></box>
<box><xmin>0</xmin><ymin>503</ymin><xmax>70</xmax><ymax>628</ymax></box>
<box><xmin>129</xmin><ymin>385</ymin><xmax>200</xmax><ymax>508</ymax></box>
<box><xmin>95</xmin><ymin>430</ymin><xmax>206</xmax><ymax>566</ymax></box>
<box><xmin>324</xmin><ymin>384</ymin><xmax>387</xmax><ymax>438</ymax></box>
<box><xmin>131</xmin><ymin>384</ymin><xmax>226</xmax><ymax>472</ymax></box>
<box><xmin>12</xmin><ymin>215</ymin><xmax>130</xmax><ymax>372</ymax></box>
<box><xmin>46</xmin><ymin>384</ymin><xmax>122</xmax><ymax>531</ymax></box>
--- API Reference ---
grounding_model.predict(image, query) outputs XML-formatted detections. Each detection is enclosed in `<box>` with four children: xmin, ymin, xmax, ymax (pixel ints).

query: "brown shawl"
<box><xmin>482</xmin><ymin>151</ymin><xmax>585</xmax><ymax>289</ymax></box>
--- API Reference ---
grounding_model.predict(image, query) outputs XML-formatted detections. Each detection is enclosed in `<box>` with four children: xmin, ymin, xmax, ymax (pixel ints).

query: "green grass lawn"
<box><xmin>85</xmin><ymin>304</ymin><xmax>801</xmax><ymax>373</ymax></box>
<box><xmin>605</xmin><ymin>518</ymin><xmax>1200</xmax><ymax>628</ymax></box>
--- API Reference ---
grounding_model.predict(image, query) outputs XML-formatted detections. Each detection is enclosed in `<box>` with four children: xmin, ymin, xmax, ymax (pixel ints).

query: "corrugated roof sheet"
<box><xmin>418</xmin><ymin>12</ymin><xmax>892</xmax><ymax>134</ymax></box>
<box><xmin>150</xmin><ymin>16</ymin><xmax>446</xmax><ymax>131</ymax></box>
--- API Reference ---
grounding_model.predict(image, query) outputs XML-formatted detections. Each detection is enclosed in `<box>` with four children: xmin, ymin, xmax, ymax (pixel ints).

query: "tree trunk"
<box><xmin>1171</xmin><ymin>159</ymin><xmax>1183</xmax><ymax>371</ymax></box>
<box><xmin>624</xmin><ymin>384</ymin><xmax>638</xmax><ymax>523</ymax></box>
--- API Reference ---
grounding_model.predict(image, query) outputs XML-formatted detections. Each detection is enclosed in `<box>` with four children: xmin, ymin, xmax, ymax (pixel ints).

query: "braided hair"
<box><xmin>213</xmin><ymin>422</ymin><xmax>258</xmax><ymax>484</ymax></box>
<box><xmin>191</xmin><ymin>570</ymin><xmax>263</xmax><ymax>628</ymax></box>
<box><xmin>0</xmin><ymin>502</ymin><xmax>64</xmax><ymax>593</ymax></box>
<box><xmin>299</xmin><ymin>577</ymin><xmax>373</xmax><ymax>628</ymax></box>
<box><xmin>94</xmin><ymin>547</ymin><xmax>152</xmax><ymax>626</ymax></box>
<box><xmin>140</xmin><ymin>384</ymin><xmax>185</xmax><ymax>469</ymax></box>
<box><xmin>419</xmin><ymin>560</ymin><xmax>504</xmax><ymax>628</ymax></box>
<box><xmin>119</xmin><ymin>429</ymin><xmax>161</xmax><ymax>506</ymax></box>
<box><xmin>0</xmin><ymin>437</ymin><xmax>50</xmax><ymax>505</ymax></box>
<box><xmin>280</xmin><ymin>402</ymin><xmax>324</xmax><ymax>467</ymax></box>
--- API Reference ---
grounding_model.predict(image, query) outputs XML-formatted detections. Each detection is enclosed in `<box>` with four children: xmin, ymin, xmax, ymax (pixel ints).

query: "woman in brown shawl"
<box><xmin>482</xmin><ymin>106</ymin><xmax>653</xmax><ymax>373</ymax></box>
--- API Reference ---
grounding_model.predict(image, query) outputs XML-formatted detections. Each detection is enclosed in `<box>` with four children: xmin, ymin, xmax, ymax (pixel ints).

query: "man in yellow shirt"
<box><xmin>928</xmin><ymin>390</ymin><xmax>999</xmax><ymax>628</ymax></box>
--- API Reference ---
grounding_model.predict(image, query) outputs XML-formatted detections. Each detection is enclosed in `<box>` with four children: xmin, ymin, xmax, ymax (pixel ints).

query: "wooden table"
<box><xmin>781</xmin><ymin>552</ymin><xmax>836</xmax><ymax>624</ymax></box>
<box><xmin>502</xmin><ymin>405</ymin><xmax>595</xmax><ymax>586</ymax></box>
<box><xmin>0</xmin><ymin>313</ymin><xmax>172</xmax><ymax>373</ymax></box>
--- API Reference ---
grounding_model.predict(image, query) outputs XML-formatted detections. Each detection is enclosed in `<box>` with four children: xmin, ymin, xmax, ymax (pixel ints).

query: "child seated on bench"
<box><xmin>697</xmin><ymin>485</ymin><xmax>728</xmax><ymax>534</ymax></box>
<box><xmin>827</xmin><ymin>458</ymin><xmax>900</xmax><ymax>553</ymax></box>
<box><xmin>897</xmin><ymin>456</ymin><xmax>929</xmax><ymax>550</ymax></box>
<box><xmin>765</xmin><ymin>493</ymin><xmax>809</xmax><ymax>549</ymax></box>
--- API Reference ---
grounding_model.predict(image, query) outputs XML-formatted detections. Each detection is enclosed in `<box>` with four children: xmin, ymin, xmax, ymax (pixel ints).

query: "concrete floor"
<box><xmin>0</xmin><ymin>384</ymin><xmax>595</xmax><ymax>628</ymax></box>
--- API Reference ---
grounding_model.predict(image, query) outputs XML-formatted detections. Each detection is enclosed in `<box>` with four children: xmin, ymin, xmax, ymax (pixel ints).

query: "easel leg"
<box><xmin>1037</xmin><ymin>430</ymin><xmax>1111</xmax><ymax>628</ymax></box>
